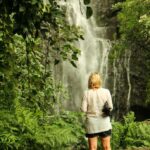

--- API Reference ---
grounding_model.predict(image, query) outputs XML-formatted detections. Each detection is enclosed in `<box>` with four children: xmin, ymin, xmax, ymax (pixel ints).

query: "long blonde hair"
<box><xmin>88</xmin><ymin>73</ymin><xmax>102</xmax><ymax>89</ymax></box>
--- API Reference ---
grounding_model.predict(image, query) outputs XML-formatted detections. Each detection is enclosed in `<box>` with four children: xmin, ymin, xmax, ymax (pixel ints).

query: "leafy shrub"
<box><xmin>0</xmin><ymin>107</ymin><xmax>85</xmax><ymax>149</ymax></box>
<box><xmin>0</xmin><ymin>0</ymin><xmax>83</xmax><ymax>149</ymax></box>
<box><xmin>111</xmin><ymin>112</ymin><xmax>150</xmax><ymax>150</ymax></box>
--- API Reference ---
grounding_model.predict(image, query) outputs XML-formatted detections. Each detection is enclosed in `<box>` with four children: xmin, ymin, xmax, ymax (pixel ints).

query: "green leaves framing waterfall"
<box><xmin>0</xmin><ymin>0</ymin><xmax>83</xmax><ymax>149</ymax></box>
<box><xmin>110</xmin><ymin>0</ymin><xmax>150</xmax><ymax>110</ymax></box>
<box><xmin>112</xmin><ymin>0</ymin><xmax>150</xmax><ymax>51</ymax></box>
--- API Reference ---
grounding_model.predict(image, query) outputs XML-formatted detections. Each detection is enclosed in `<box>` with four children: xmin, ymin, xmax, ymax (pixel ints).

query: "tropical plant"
<box><xmin>0</xmin><ymin>0</ymin><xmax>83</xmax><ymax>149</ymax></box>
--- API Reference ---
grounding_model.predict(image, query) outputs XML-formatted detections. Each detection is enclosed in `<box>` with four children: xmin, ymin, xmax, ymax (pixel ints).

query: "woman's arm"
<box><xmin>81</xmin><ymin>91</ymin><xmax>88</xmax><ymax>113</ymax></box>
<box><xmin>107</xmin><ymin>90</ymin><xmax>113</xmax><ymax>111</ymax></box>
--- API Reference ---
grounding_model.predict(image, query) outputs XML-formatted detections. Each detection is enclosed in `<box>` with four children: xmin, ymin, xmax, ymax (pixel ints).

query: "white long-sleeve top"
<box><xmin>81</xmin><ymin>88</ymin><xmax>113</xmax><ymax>117</ymax></box>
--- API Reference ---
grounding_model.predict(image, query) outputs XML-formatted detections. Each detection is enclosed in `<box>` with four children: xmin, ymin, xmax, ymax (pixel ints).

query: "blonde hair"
<box><xmin>88</xmin><ymin>73</ymin><xmax>102</xmax><ymax>89</ymax></box>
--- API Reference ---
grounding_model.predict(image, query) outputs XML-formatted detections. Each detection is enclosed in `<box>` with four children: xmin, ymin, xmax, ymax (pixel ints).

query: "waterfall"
<box><xmin>124</xmin><ymin>49</ymin><xmax>132</xmax><ymax>111</ymax></box>
<box><xmin>112</xmin><ymin>50</ymin><xmax>120</xmax><ymax>117</ymax></box>
<box><xmin>60</xmin><ymin>0</ymin><xmax>112</xmax><ymax>110</ymax></box>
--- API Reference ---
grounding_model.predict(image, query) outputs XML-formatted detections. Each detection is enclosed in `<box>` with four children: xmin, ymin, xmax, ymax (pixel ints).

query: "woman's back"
<box><xmin>81</xmin><ymin>88</ymin><xmax>113</xmax><ymax>117</ymax></box>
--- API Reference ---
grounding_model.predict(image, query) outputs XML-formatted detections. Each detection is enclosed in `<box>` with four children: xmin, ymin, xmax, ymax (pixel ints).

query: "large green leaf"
<box><xmin>84</xmin><ymin>0</ymin><xmax>91</xmax><ymax>5</ymax></box>
<box><xmin>86</xmin><ymin>6</ymin><xmax>93</xmax><ymax>19</ymax></box>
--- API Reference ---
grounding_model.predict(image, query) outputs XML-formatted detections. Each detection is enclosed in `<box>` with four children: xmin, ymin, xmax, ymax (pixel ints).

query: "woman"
<box><xmin>81</xmin><ymin>73</ymin><xmax>113</xmax><ymax>150</ymax></box>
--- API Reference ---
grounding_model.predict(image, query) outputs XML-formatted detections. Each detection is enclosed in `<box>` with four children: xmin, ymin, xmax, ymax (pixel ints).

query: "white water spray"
<box><xmin>60</xmin><ymin>0</ymin><xmax>112</xmax><ymax>109</ymax></box>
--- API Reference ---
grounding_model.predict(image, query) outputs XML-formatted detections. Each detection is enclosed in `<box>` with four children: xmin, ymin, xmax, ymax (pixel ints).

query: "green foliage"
<box><xmin>0</xmin><ymin>0</ymin><xmax>83</xmax><ymax>109</ymax></box>
<box><xmin>0</xmin><ymin>108</ymin><xmax>86</xmax><ymax>149</ymax></box>
<box><xmin>111</xmin><ymin>112</ymin><xmax>150</xmax><ymax>150</ymax></box>
<box><xmin>111</xmin><ymin>121</ymin><xmax>124</xmax><ymax>150</ymax></box>
<box><xmin>112</xmin><ymin>0</ymin><xmax>150</xmax><ymax>53</ymax></box>
<box><xmin>0</xmin><ymin>0</ymin><xmax>84</xmax><ymax>149</ymax></box>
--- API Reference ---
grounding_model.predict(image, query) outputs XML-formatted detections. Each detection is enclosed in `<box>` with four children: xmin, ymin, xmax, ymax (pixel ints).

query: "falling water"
<box><xmin>59</xmin><ymin>0</ymin><xmax>112</xmax><ymax>109</ymax></box>
<box><xmin>124</xmin><ymin>49</ymin><xmax>132</xmax><ymax>111</ymax></box>
<box><xmin>112</xmin><ymin>50</ymin><xmax>119</xmax><ymax>117</ymax></box>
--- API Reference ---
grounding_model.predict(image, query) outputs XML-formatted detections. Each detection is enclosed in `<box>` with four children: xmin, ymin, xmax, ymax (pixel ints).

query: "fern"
<box><xmin>111</xmin><ymin>112</ymin><xmax>150</xmax><ymax>150</ymax></box>
<box><xmin>111</xmin><ymin>121</ymin><xmax>124</xmax><ymax>150</ymax></box>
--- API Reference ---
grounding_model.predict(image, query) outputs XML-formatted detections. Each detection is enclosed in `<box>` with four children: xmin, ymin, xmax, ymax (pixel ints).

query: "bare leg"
<box><xmin>88</xmin><ymin>136</ymin><xmax>98</xmax><ymax>150</ymax></box>
<box><xmin>101</xmin><ymin>136</ymin><xmax>111</xmax><ymax>150</ymax></box>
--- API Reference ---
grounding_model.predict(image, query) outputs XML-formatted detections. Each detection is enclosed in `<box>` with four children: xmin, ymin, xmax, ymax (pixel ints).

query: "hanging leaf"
<box><xmin>80</xmin><ymin>35</ymin><xmax>84</xmax><ymax>40</ymax></box>
<box><xmin>86</xmin><ymin>6</ymin><xmax>93</xmax><ymax>19</ymax></box>
<box><xmin>84</xmin><ymin>0</ymin><xmax>91</xmax><ymax>5</ymax></box>
<box><xmin>70</xmin><ymin>61</ymin><xmax>77</xmax><ymax>68</ymax></box>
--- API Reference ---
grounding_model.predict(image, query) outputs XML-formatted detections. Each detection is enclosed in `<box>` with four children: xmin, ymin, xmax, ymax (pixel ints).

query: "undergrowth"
<box><xmin>0</xmin><ymin>111</ymin><xmax>150</xmax><ymax>150</ymax></box>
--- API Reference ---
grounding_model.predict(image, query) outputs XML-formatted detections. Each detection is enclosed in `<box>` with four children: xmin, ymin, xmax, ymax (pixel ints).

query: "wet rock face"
<box><xmin>91</xmin><ymin>0</ymin><xmax>116</xmax><ymax>24</ymax></box>
<box><xmin>91</xmin><ymin>0</ymin><xmax>117</xmax><ymax>40</ymax></box>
